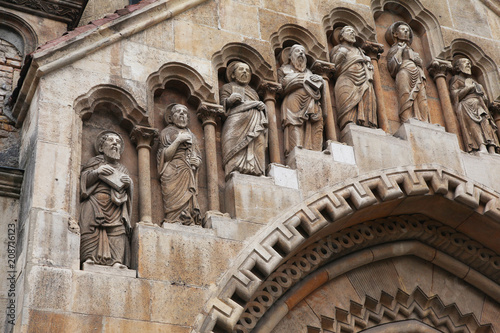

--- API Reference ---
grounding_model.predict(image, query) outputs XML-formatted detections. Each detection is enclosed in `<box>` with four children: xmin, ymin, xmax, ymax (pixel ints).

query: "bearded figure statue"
<box><xmin>220</xmin><ymin>61</ymin><xmax>268</xmax><ymax>180</ymax></box>
<box><xmin>79</xmin><ymin>130</ymin><xmax>133</xmax><ymax>268</ymax></box>
<box><xmin>278</xmin><ymin>44</ymin><xmax>326</xmax><ymax>156</ymax></box>
<box><xmin>157</xmin><ymin>104</ymin><xmax>202</xmax><ymax>226</ymax></box>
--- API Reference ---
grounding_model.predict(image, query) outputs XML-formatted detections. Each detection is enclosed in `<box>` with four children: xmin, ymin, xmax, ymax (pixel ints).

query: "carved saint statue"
<box><xmin>220</xmin><ymin>61</ymin><xmax>268</xmax><ymax>180</ymax></box>
<box><xmin>450</xmin><ymin>57</ymin><xmax>499</xmax><ymax>153</ymax></box>
<box><xmin>330</xmin><ymin>25</ymin><xmax>377</xmax><ymax>130</ymax></box>
<box><xmin>386</xmin><ymin>22</ymin><xmax>430</xmax><ymax>122</ymax></box>
<box><xmin>80</xmin><ymin>131</ymin><xmax>133</xmax><ymax>268</ymax></box>
<box><xmin>278</xmin><ymin>44</ymin><xmax>326</xmax><ymax>155</ymax></box>
<box><xmin>157</xmin><ymin>104</ymin><xmax>202</xmax><ymax>226</ymax></box>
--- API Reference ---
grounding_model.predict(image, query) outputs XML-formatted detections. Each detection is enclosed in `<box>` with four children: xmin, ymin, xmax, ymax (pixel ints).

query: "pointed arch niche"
<box><xmin>370</xmin><ymin>0</ymin><xmax>446</xmax><ymax>132</ymax></box>
<box><xmin>74</xmin><ymin>84</ymin><xmax>150</xmax><ymax>227</ymax></box>
<box><xmin>146</xmin><ymin>62</ymin><xmax>218</xmax><ymax>221</ymax></box>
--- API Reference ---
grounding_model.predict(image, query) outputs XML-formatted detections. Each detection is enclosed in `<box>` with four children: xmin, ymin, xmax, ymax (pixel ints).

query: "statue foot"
<box><xmin>112</xmin><ymin>263</ymin><xmax>127</xmax><ymax>269</ymax></box>
<box><xmin>84</xmin><ymin>259</ymin><xmax>95</xmax><ymax>265</ymax></box>
<box><xmin>479</xmin><ymin>144</ymin><xmax>488</xmax><ymax>153</ymax></box>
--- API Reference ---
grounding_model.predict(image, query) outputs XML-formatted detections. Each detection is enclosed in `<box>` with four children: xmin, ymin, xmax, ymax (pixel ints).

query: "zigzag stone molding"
<box><xmin>197</xmin><ymin>165</ymin><xmax>500</xmax><ymax>332</ymax></box>
<box><xmin>305</xmin><ymin>287</ymin><xmax>493</xmax><ymax>333</ymax></box>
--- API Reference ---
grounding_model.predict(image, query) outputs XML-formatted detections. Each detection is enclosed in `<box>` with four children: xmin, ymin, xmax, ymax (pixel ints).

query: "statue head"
<box><xmin>453</xmin><ymin>57</ymin><xmax>472</xmax><ymax>75</ymax></box>
<box><xmin>96</xmin><ymin>131</ymin><xmax>124</xmax><ymax>160</ymax></box>
<box><xmin>386</xmin><ymin>21</ymin><xmax>413</xmax><ymax>45</ymax></box>
<box><xmin>339</xmin><ymin>25</ymin><xmax>357</xmax><ymax>44</ymax></box>
<box><xmin>289</xmin><ymin>44</ymin><xmax>307</xmax><ymax>72</ymax></box>
<box><xmin>227</xmin><ymin>61</ymin><xmax>252</xmax><ymax>86</ymax></box>
<box><xmin>165</xmin><ymin>103</ymin><xmax>189</xmax><ymax>129</ymax></box>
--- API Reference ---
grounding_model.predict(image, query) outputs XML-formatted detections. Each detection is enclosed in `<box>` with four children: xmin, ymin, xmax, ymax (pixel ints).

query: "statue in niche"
<box><xmin>157</xmin><ymin>103</ymin><xmax>202</xmax><ymax>226</ymax></box>
<box><xmin>220</xmin><ymin>61</ymin><xmax>268</xmax><ymax>180</ymax></box>
<box><xmin>278</xmin><ymin>44</ymin><xmax>326</xmax><ymax>155</ymax></box>
<box><xmin>79</xmin><ymin>131</ymin><xmax>133</xmax><ymax>268</ymax></box>
<box><xmin>386</xmin><ymin>21</ymin><xmax>430</xmax><ymax>123</ymax></box>
<box><xmin>450</xmin><ymin>57</ymin><xmax>499</xmax><ymax>153</ymax></box>
<box><xmin>330</xmin><ymin>25</ymin><xmax>377</xmax><ymax>131</ymax></box>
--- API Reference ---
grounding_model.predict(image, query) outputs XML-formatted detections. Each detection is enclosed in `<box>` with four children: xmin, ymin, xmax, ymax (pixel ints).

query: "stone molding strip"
<box><xmin>196</xmin><ymin>165</ymin><xmax>500</xmax><ymax>332</ymax></box>
<box><xmin>0</xmin><ymin>166</ymin><xmax>23</xmax><ymax>199</ymax></box>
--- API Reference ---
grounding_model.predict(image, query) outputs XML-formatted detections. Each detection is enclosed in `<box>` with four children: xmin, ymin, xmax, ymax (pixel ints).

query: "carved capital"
<box><xmin>259</xmin><ymin>81</ymin><xmax>282</xmax><ymax>101</ymax></box>
<box><xmin>362</xmin><ymin>41</ymin><xmax>384</xmax><ymax>60</ymax></box>
<box><xmin>130</xmin><ymin>126</ymin><xmax>158</xmax><ymax>150</ymax></box>
<box><xmin>428</xmin><ymin>58</ymin><xmax>452</xmax><ymax>80</ymax></box>
<box><xmin>311</xmin><ymin>60</ymin><xmax>336</xmax><ymax>78</ymax></box>
<box><xmin>197</xmin><ymin>102</ymin><xmax>224</xmax><ymax>127</ymax></box>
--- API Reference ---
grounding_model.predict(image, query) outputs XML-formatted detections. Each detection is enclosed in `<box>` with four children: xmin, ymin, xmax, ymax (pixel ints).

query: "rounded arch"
<box><xmin>74</xmin><ymin>84</ymin><xmax>149</xmax><ymax>132</ymax></box>
<box><xmin>323</xmin><ymin>7</ymin><xmax>377</xmax><ymax>44</ymax></box>
<box><xmin>0</xmin><ymin>10</ymin><xmax>38</xmax><ymax>56</ymax></box>
<box><xmin>270</xmin><ymin>24</ymin><xmax>328</xmax><ymax>62</ymax></box>
<box><xmin>212</xmin><ymin>43</ymin><xmax>276</xmax><ymax>83</ymax></box>
<box><xmin>146</xmin><ymin>62</ymin><xmax>216</xmax><ymax>113</ymax></box>
<box><xmin>196</xmin><ymin>165</ymin><xmax>500</xmax><ymax>332</ymax></box>
<box><xmin>371</xmin><ymin>0</ymin><xmax>445</xmax><ymax>59</ymax></box>
<box><xmin>442</xmin><ymin>39</ymin><xmax>500</xmax><ymax>101</ymax></box>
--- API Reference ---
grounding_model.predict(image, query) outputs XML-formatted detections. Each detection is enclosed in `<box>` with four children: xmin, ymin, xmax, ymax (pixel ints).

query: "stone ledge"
<box><xmin>82</xmin><ymin>262</ymin><xmax>137</xmax><ymax>278</ymax></box>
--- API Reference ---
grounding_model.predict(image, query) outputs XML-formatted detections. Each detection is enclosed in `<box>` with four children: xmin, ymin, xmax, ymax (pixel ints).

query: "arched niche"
<box><xmin>371</xmin><ymin>0</ymin><xmax>445</xmax><ymax>59</ymax></box>
<box><xmin>212</xmin><ymin>43</ymin><xmax>276</xmax><ymax>86</ymax></box>
<box><xmin>270</xmin><ymin>24</ymin><xmax>328</xmax><ymax>63</ymax></box>
<box><xmin>74</xmin><ymin>84</ymin><xmax>149</xmax><ymax>228</ymax></box>
<box><xmin>0</xmin><ymin>11</ymin><xmax>38</xmax><ymax>57</ymax></box>
<box><xmin>146</xmin><ymin>62</ymin><xmax>215</xmax><ymax>223</ymax></box>
<box><xmin>323</xmin><ymin>7</ymin><xmax>377</xmax><ymax>48</ymax></box>
<box><xmin>196</xmin><ymin>165</ymin><xmax>500</xmax><ymax>332</ymax></box>
<box><xmin>442</xmin><ymin>39</ymin><xmax>500</xmax><ymax>102</ymax></box>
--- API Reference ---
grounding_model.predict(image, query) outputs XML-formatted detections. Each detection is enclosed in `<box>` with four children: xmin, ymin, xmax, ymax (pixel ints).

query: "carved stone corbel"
<box><xmin>427</xmin><ymin>58</ymin><xmax>463</xmax><ymax>150</ymax></box>
<box><xmin>259</xmin><ymin>81</ymin><xmax>282</xmax><ymax>164</ymax></box>
<box><xmin>197</xmin><ymin>102</ymin><xmax>224</xmax><ymax>212</ymax></box>
<box><xmin>130</xmin><ymin>125</ymin><xmax>158</xmax><ymax>225</ymax></box>
<box><xmin>363</xmin><ymin>41</ymin><xmax>389</xmax><ymax>132</ymax></box>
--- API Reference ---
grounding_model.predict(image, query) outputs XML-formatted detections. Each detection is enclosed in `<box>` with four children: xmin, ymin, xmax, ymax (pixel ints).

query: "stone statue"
<box><xmin>450</xmin><ymin>57</ymin><xmax>499</xmax><ymax>153</ymax></box>
<box><xmin>330</xmin><ymin>26</ymin><xmax>377</xmax><ymax>131</ymax></box>
<box><xmin>278</xmin><ymin>44</ymin><xmax>326</xmax><ymax>155</ymax></box>
<box><xmin>220</xmin><ymin>61</ymin><xmax>268</xmax><ymax>180</ymax></box>
<box><xmin>157</xmin><ymin>104</ymin><xmax>202</xmax><ymax>226</ymax></box>
<box><xmin>386</xmin><ymin>21</ymin><xmax>430</xmax><ymax>123</ymax></box>
<box><xmin>80</xmin><ymin>131</ymin><xmax>133</xmax><ymax>268</ymax></box>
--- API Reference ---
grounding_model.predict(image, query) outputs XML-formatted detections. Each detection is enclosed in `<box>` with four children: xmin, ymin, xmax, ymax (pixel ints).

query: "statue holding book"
<box><xmin>79</xmin><ymin>130</ymin><xmax>133</xmax><ymax>268</ymax></box>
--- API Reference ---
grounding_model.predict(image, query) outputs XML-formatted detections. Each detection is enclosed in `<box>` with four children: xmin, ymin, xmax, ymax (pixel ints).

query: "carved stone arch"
<box><xmin>270</xmin><ymin>24</ymin><xmax>328</xmax><ymax>62</ymax></box>
<box><xmin>196</xmin><ymin>165</ymin><xmax>500</xmax><ymax>332</ymax></box>
<box><xmin>442</xmin><ymin>39</ymin><xmax>500</xmax><ymax>101</ymax></box>
<box><xmin>212</xmin><ymin>43</ymin><xmax>276</xmax><ymax>84</ymax></box>
<box><xmin>147</xmin><ymin>61</ymin><xmax>216</xmax><ymax>113</ymax></box>
<box><xmin>74</xmin><ymin>84</ymin><xmax>149</xmax><ymax>132</ymax></box>
<box><xmin>323</xmin><ymin>7</ymin><xmax>377</xmax><ymax>44</ymax></box>
<box><xmin>0</xmin><ymin>10</ymin><xmax>38</xmax><ymax>56</ymax></box>
<box><xmin>371</xmin><ymin>0</ymin><xmax>445</xmax><ymax>59</ymax></box>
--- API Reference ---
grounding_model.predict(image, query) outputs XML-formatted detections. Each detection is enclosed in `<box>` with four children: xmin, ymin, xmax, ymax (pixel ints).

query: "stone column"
<box><xmin>312</xmin><ymin>59</ymin><xmax>337</xmax><ymax>141</ymax></box>
<box><xmin>428</xmin><ymin>58</ymin><xmax>464</xmax><ymax>150</ymax></box>
<box><xmin>260</xmin><ymin>81</ymin><xmax>282</xmax><ymax>164</ymax></box>
<box><xmin>489</xmin><ymin>101</ymin><xmax>500</xmax><ymax>139</ymax></box>
<box><xmin>197</xmin><ymin>102</ymin><xmax>224</xmax><ymax>212</ymax></box>
<box><xmin>363</xmin><ymin>41</ymin><xmax>389</xmax><ymax>132</ymax></box>
<box><xmin>130</xmin><ymin>126</ymin><xmax>158</xmax><ymax>225</ymax></box>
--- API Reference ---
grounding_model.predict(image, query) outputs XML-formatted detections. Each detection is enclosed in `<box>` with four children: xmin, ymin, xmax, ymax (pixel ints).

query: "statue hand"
<box><xmin>229</xmin><ymin>93</ymin><xmax>243</xmax><ymax>105</ymax></box>
<box><xmin>97</xmin><ymin>165</ymin><xmax>114</xmax><ymax>176</ymax></box>
<box><xmin>310</xmin><ymin>74</ymin><xmax>323</xmax><ymax>82</ymax></box>
<box><xmin>120</xmin><ymin>175</ymin><xmax>132</xmax><ymax>187</ymax></box>
<box><xmin>257</xmin><ymin>101</ymin><xmax>266</xmax><ymax>111</ymax></box>
<box><xmin>189</xmin><ymin>156</ymin><xmax>201</xmax><ymax>168</ymax></box>
<box><xmin>176</xmin><ymin>132</ymin><xmax>192</xmax><ymax>144</ymax></box>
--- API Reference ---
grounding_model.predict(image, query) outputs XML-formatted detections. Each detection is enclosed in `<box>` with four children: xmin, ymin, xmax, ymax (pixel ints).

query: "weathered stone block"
<box><xmin>268</xmin><ymin>163</ymin><xmax>299</xmax><ymax>189</ymax></box>
<box><xmin>26</xmin><ymin>309</ymin><xmax>103</xmax><ymax>333</ymax></box>
<box><xmin>462</xmin><ymin>151</ymin><xmax>500</xmax><ymax>190</ymax></box>
<box><xmin>25</xmin><ymin>265</ymin><xmax>73</xmax><ymax>312</ymax></box>
<box><xmin>341</xmin><ymin>123</ymin><xmax>411</xmax><ymax>173</ymax></box>
<box><xmin>82</xmin><ymin>263</ymin><xmax>136</xmax><ymax>278</ymax></box>
<box><xmin>132</xmin><ymin>223</ymin><xmax>243</xmax><ymax>285</ymax></box>
<box><xmin>206</xmin><ymin>213</ymin><xmax>263</xmax><ymax>241</ymax></box>
<box><xmin>103</xmin><ymin>317</ymin><xmax>190</xmax><ymax>333</ymax></box>
<box><xmin>395</xmin><ymin>118</ymin><xmax>464</xmax><ymax>173</ymax></box>
<box><xmin>224</xmin><ymin>172</ymin><xmax>302</xmax><ymax>223</ymax></box>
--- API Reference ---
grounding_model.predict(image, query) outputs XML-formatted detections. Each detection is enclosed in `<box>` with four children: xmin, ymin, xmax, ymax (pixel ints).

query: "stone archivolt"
<box><xmin>198</xmin><ymin>165</ymin><xmax>500</xmax><ymax>332</ymax></box>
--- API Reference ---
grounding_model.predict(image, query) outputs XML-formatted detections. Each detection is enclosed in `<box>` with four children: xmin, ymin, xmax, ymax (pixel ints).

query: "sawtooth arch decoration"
<box><xmin>371</xmin><ymin>0</ymin><xmax>445</xmax><ymax>59</ymax></box>
<box><xmin>270</xmin><ymin>24</ymin><xmax>328</xmax><ymax>63</ymax></box>
<box><xmin>196</xmin><ymin>165</ymin><xmax>500</xmax><ymax>332</ymax></box>
<box><xmin>442</xmin><ymin>38</ymin><xmax>500</xmax><ymax>102</ymax></box>
<box><xmin>212</xmin><ymin>43</ymin><xmax>276</xmax><ymax>84</ymax></box>
<box><xmin>322</xmin><ymin>7</ymin><xmax>377</xmax><ymax>45</ymax></box>
<box><xmin>74</xmin><ymin>84</ymin><xmax>149</xmax><ymax>131</ymax></box>
<box><xmin>146</xmin><ymin>61</ymin><xmax>216</xmax><ymax>116</ymax></box>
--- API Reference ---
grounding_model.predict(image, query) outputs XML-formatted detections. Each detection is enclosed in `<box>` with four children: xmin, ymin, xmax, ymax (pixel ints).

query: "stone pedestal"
<box><xmin>205</xmin><ymin>213</ymin><xmax>263</xmax><ymax>241</ymax></box>
<box><xmin>224</xmin><ymin>172</ymin><xmax>302</xmax><ymax>224</ymax></box>
<box><xmin>82</xmin><ymin>263</ymin><xmax>137</xmax><ymax>278</ymax></box>
<box><xmin>341</xmin><ymin>123</ymin><xmax>411</xmax><ymax>173</ymax></box>
<box><xmin>395</xmin><ymin>118</ymin><xmax>464</xmax><ymax>173</ymax></box>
